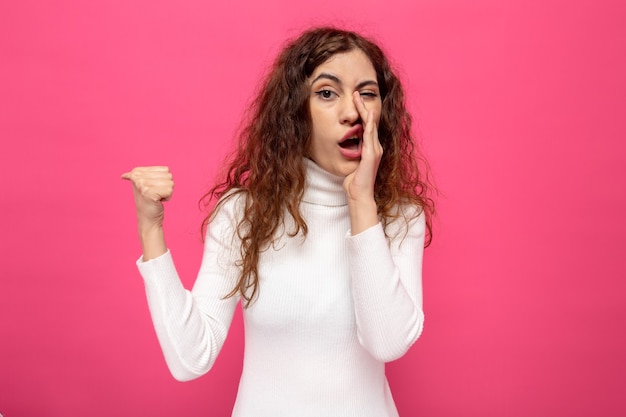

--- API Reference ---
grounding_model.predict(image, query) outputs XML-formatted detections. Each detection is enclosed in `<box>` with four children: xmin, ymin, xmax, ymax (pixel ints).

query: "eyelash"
<box><xmin>314</xmin><ymin>89</ymin><xmax>379</xmax><ymax>100</ymax></box>
<box><xmin>315</xmin><ymin>89</ymin><xmax>337</xmax><ymax>100</ymax></box>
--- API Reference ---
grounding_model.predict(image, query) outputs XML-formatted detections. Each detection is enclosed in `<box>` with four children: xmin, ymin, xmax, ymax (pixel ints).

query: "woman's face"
<box><xmin>307</xmin><ymin>49</ymin><xmax>382</xmax><ymax>177</ymax></box>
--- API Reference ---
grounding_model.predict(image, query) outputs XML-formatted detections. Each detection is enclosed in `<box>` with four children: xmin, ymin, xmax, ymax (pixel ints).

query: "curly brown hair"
<box><xmin>201</xmin><ymin>27</ymin><xmax>435</xmax><ymax>307</ymax></box>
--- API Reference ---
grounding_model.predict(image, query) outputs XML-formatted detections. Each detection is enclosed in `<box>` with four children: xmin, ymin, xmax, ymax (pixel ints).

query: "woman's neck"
<box><xmin>301</xmin><ymin>158</ymin><xmax>348</xmax><ymax>207</ymax></box>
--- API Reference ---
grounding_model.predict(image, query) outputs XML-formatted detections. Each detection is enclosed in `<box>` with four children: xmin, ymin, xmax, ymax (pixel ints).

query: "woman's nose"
<box><xmin>340</xmin><ymin>95</ymin><xmax>360</xmax><ymax>125</ymax></box>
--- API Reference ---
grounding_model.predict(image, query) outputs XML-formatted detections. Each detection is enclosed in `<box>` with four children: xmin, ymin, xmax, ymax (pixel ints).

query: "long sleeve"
<box><xmin>133</xmin><ymin>160</ymin><xmax>424</xmax><ymax>416</ymax></box>
<box><xmin>137</xmin><ymin>198</ymin><xmax>242</xmax><ymax>381</ymax></box>
<box><xmin>346</xmin><ymin>208</ymin><xmax>425</xmax><ymax>362</ymax></box>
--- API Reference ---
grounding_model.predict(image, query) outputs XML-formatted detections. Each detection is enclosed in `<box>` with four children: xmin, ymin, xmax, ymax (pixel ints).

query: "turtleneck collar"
<box><xmin>301</xmin><ymin>158</ymin><xmax>348</xmax><ymax>207</ymax></box>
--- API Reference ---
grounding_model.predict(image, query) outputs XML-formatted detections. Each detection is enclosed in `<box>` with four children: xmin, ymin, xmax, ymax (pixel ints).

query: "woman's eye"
<box><xmin>315</xmin><ymin>89</ymin><xmax>336</xmax><ymax>100</ymax></box>
<box><xmin>360</xmin><ymin>91</ymin><xmax>378</xmax><ymax>98</ymax></box>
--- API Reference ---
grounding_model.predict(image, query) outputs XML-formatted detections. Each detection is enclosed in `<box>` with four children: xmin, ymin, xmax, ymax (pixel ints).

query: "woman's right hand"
<box><xmin>121</xmin><ymin>167</ymin><xmax>174</xmax><ymax>260</ymax></box>
<box><xmin>121</xmin><ymin>166</ymin><xmax>174</xmax><ymax>229</ymax></box>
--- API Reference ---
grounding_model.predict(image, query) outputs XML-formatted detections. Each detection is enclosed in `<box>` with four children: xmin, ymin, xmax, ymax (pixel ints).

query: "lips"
<box><xmin>338</xmin><ymin>125</ymin><xmax>364</xmax><ymax>159</ymax></box>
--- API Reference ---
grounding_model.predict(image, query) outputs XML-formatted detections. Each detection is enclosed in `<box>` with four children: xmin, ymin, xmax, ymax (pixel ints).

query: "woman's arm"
<box><xmin>347</xmin><ymin>211</ymin><xmax>425</xmax><ymax>362</ymax></box>
<box><xmin>343</xmin><ymin>93</ymin><xmax>425</xmax><ymax>362</ymax></box>
<box><xmin>343</xmin><ymin>92</ymin><xmax>382</xmax><ymax>235</ymax></box>
<box><xmin>121</xmin><ymin>166</ymin><xmax>172</xmax><ymax>260</ymax></box>
<box><xmin>122</xmin><ymin>167</ymin><xmax>239</xmax><ymax>381</ymax></box>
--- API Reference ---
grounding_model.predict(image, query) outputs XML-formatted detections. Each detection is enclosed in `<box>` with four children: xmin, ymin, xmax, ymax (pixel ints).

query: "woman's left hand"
<box><xmin>343</xmin><ymin>91</ymin><xmax>383</xmax><ymax>233</ymax></box>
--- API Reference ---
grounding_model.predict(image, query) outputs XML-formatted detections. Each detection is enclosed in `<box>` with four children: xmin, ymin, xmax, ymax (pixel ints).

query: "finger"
<box><xmin>122</xmin><ymin>167</ymin><xmax>172</xmax><ymax>180</ymax></box>
<box><xmin>124</xmin><ymin>166</ymin><xmax>170</xmax><ymax>174</ymax></box>
<box><xmin>352</xmin><ymin>93</ymin><xmax>370</xmax><ymax>143</ymax></box>
<box><xmin>353</xmin><ymin>92</ymin><xmax>369</xmax><ymax>124</ymax></box>
<box><xmin>135</xmin><ymin>166</ymin><xmax>169</xmax><ymax>172</ymax></box>
<box><xmin>352</xmin><ymin>93</ymin><xmax>380</xmax><ymax>155</ymax></box>
<box><xmin>151</xmin><ymin>191</ymin><xmax>171</xmax><ymax>203</ymax></box>
<box><xmin>147</xmin><ymin>167</ymin><xmax>170</xmax><ymax>175</ymax></box>
<box><xmin>354</xmin><ymin>93</ymin><xmax>378</xmax><ymax>132</ymax></box>
<box><xmin>138</xmin><ymin>183</ymin><xmax>174</xmax><ymax>203</ymax></box>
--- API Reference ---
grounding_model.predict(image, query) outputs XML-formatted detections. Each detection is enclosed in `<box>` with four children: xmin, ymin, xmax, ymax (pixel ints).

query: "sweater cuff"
<box><xmin>345</xmin><ymin>222</ymin><xmax>382</xmax><ymax>239</ymax></box>
<box><xmin>136</xmin><ymin>249</ymin><xmax>178</xmax><ymax>285</ymax></box>
<box><xmin>345</xmin><ymin>222</ymin><xmax>386</xmax><ymax>247</ymax></box>
<box><xmin>345</xmin><ymin>222</ymin><xmax>395</xmax><ymax>284</ymax></box>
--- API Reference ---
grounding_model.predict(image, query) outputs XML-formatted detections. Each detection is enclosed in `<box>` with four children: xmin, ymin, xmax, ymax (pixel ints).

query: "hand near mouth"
<box><xmin>343</xmin><ymin>91</ymin><xmax>383</xmax><ymax>234</ymax></box>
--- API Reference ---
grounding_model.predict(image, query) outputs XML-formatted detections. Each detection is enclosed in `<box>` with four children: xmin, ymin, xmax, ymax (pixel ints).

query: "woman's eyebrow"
<box><xmin>310</xmin><ymin>72</ymin><xmax>341</xmax><ymax>85</ymax></box>
<box><xmin>310</xmin><ymin>73</ymin><xmax>379</xmax><ymax>90</ymax></box>
<box><xmin>356</xmin><ymin>80</ymin><xmax>379</xmax><ymax>90</ymax></box>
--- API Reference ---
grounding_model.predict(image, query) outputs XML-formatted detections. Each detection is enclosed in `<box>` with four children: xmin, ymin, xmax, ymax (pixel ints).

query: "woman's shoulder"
<box><xmin>203</xmin><ymin>189</ymin><xmax>249</xmax><ymax>244</ymax></box>
<box><xmin>384</xmin><ymin>202</ymin><xmax>426</xmax><ymax>239</ymax></box>
<box><xmin>387</xmin><ymin>201</ymin><xmax>425</xmax><ymax>222</ymax></box>
<box><xmin>212</xmin><ymin>189</ymin><xmax>248</xmax><ymax>220</ymax></box>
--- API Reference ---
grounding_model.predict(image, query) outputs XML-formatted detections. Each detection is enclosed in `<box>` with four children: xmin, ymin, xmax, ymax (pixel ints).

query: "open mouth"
<box><xmin>339</xmin><ymin>137</ymin><xmax>361</xmax><ymax>150</ymax></box>
<box><xmin>338</xmin><ymin>125</ymin><xmax>364</xmax><ymax>158</ymax></box>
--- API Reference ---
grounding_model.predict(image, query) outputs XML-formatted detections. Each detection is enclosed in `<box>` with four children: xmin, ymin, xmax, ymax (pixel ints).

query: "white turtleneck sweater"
<box><xmin>137</xmin><ymin>158</ymin><xmax>425</xmax><ymax>417</ymax></box>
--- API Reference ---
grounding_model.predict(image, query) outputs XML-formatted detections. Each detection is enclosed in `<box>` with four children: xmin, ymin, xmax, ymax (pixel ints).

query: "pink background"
<box><xmin>1</xmin><ymin>0</ymin><xmax>625</xmax><ymax>416</ymax></box>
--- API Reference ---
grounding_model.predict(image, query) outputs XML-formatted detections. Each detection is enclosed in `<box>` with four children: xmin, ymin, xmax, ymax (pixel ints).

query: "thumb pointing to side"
<box><xmin>121</xmin><ymin>166</ymin><xmax>174</xmax><ymax>229</ymax></box>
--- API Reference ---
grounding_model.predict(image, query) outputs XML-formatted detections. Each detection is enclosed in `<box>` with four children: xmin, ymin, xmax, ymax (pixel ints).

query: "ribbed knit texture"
<box><xmin>137</xmin><ymin>158</ymin><xmax>425</xmax><ymax>417</ymax></box>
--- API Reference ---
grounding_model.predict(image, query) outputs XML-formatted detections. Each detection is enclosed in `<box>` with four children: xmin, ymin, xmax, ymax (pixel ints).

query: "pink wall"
<box><xmin>1</xmin><ymin>0</ymin><xmax>625</xmax><ymax>416</ymax></box>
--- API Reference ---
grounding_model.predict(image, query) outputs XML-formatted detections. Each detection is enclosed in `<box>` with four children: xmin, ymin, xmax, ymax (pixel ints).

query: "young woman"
<box><xmin>122</xmin><ymin>27</ymin><xmax>434</xmax><ymax>417</ymax></box>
